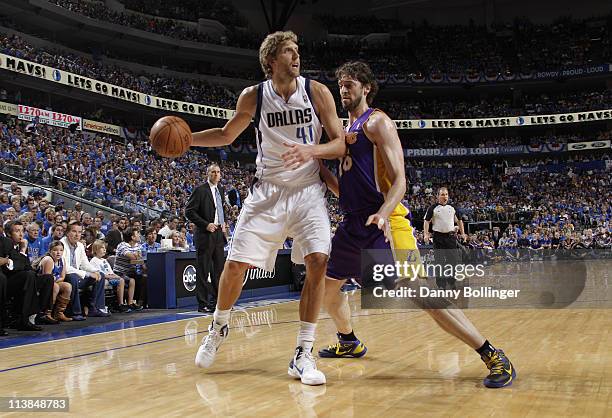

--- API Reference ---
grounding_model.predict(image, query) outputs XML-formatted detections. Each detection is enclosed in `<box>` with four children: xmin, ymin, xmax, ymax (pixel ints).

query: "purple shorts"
<box><xmin>327</xmin><ymin>212</ymin><xmax>393</xmax><ymax>281</ymax></box>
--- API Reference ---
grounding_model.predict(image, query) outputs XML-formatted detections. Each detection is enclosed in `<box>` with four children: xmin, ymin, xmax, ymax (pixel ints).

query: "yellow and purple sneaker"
<box><xmin>482</xmin><ymin>349</ymin><xmax>517</xmax><ymax>388</ymax></box>
<box><xmin>318</xmin><ymin>333</ymin><xmax>368</xmax><ymax>358</ymax></box>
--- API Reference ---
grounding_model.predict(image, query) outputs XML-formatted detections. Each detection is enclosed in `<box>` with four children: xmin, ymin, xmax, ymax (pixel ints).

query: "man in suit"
<box><xmin>185</xmin><ymin>164</ymin><xmax>227</xmax><ymax>313</ymax></box>
<box><xmin>1</xmin><ymin>221</ymin><xmax>54</xmax><ymax>331</ymax></box>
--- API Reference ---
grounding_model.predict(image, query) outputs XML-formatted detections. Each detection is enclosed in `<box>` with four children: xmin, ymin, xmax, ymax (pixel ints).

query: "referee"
<box><xmin>423</xmin><ymin>187</ymin><xmax>466</xmax><ymax>289</ymax></box>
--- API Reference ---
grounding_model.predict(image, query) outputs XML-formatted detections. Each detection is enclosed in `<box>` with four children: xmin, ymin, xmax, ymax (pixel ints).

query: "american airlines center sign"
<box><xmin>243</xmin><ymin>267</ymin><xmax>277</xmax><ymax>286</ymax></box>
<box><xmin>174</xmin><ymin>253</ymin><xmax>292</xmax><ymax>298</ymax></box>
<box><xmin>242</xmin><ymin>254</ymin><xmax>292</xmax><ymax>290</ymax></box>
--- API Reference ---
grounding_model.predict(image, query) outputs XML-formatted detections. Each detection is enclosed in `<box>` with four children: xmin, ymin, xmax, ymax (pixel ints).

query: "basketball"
<box><xmin>149</xmin><ymin>116</ymin><xmax>192</xmax><ymax>158</ymax></box>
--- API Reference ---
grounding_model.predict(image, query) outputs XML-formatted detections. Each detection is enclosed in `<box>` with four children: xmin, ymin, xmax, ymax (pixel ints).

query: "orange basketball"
<box><xmin>149</xmin><ymin>116</ymin><xmax>192</xmax><ymax>158</ymax></box>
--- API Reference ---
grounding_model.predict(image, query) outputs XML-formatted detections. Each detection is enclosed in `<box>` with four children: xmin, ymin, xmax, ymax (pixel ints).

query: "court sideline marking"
<box><xmin>0</xmin><ymin>309</ymin><xmax>414</xmax><ymax>374</ymax></box>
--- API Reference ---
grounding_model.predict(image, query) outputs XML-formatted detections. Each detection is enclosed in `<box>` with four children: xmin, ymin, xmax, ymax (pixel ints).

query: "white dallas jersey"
<box><xmin>253</xmin><ymin>76</ymin><xmax>322</xmax><ymax>187</ymax></box>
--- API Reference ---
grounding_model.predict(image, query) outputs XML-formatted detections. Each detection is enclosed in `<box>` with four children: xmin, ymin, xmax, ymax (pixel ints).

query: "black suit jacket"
<box><xmin>185</xmin><ymin>182</ymin><xmax>227</xmax><ymax>244</ymax></box>
<box><xmin>0</xmin><ymin>236</ymin><xmax>33</xmax><ymax>273</ymax></box>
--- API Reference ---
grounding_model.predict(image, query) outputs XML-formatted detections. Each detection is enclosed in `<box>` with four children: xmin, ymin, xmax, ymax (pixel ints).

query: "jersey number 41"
<box><xmin>296</xmin><ymin>125</ymin><xmax>315</xmax><ymax>144</ymax></box>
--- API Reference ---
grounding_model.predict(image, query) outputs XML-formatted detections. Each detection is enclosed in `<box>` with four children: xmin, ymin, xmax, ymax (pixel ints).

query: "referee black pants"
<box><xmin>432</xmin><ymin>232</ymin><xmax>460</xmax><ymax>290</ymax></box>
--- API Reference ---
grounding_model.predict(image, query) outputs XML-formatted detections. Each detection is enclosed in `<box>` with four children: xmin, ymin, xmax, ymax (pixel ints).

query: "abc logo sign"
<box><xmin>182</xmin><ymin>265</ymin><xmax>197</xmax><ymax>292</ymax></box>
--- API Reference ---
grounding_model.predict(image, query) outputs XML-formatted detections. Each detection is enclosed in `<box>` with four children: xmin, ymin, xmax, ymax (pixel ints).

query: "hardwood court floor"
<box><xmin>0</xmin><ymin>295</ymin><xmax>610</xmax><ymax>417</ymax></box>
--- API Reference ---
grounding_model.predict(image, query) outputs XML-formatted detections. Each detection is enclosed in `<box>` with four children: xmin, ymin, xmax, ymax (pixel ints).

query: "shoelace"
<box><xmin>299</xmin><ymin>350</ymin><xmax>318</xmax><ymax>370</ymax></box>
<box><xmin>202</xmin><ymin>328</ymin><xmax>220</xmax><ymax>351</ymax></box>
<box><xmin>486</xmin><ymin>352</ymin><xmax>505</xmax><ymax>375</ymax></box>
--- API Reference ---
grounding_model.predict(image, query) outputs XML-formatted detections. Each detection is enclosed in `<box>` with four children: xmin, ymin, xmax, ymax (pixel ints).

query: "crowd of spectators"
<box><xmin>377</xmin><ymin>90</ymin><xmax>612</xmax><ymax>120</ymax></box>
<box><xmin>45</xmin><ymin>1</ymin><xmax>610</xmax><ymax>82</ymax></box>
<box><xmin>407</xmin><ymin>155</ymin><xmax>611</xmax><ymax>236</ymax></box>
<box><xmin>2</xmin><ymin>30</ymin><xmax>612</xmax><ymax>121</ymax></box>
<box><xmin>0</xmin><ymin>33</ymin><xmax>238</xmax><ymax>109</ymax></box>
<box><xmin>122</xmin><ymin>0</ymin><xmax>248</xmax><ymax>27</ymax></box>
<box><xmin>11</xmin><ymin>4</ymin><xmax>612</xmax><ymax>86</ymax></box>
<box><xmin>48</xmin><ymin>0</ymin><xmax>259</xmax><ymax>49</ymax></box>
<box><xmin>306</xmin><ymin>14</ymin><xmax>611</xmax><ymax>79</ymax></box>
<box><xmin>2</xmin><ymin>115</ymin><xmax>609</xmax><ymax>237</ymax></box>
<box><xmin>0</xmin><ymin>116</ymin><xmax>609</xmax><ymax>334</ymax></box>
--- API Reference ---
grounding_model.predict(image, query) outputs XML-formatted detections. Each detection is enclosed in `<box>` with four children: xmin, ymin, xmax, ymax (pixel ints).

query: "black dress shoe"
<box><xmin>0</xmin><ymin>329</ymin><xmax>8</xmax><ymax>336</ymax></box>
<box><xmin>17</xmin><ymin>322</ymin><xmax>43</xmax><ymax>331</ymax></box>
<box><xmin>198</xmin><ymin>306</ymin><xmax>213</xmax><ymax>313</ymax></box>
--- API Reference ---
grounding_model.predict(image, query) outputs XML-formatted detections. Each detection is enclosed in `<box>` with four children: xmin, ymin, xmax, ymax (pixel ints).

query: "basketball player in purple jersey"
<box><xmin>283</xmin><ymin>61</ymin><xmax>516</xmax><ymax>388</ymax></box>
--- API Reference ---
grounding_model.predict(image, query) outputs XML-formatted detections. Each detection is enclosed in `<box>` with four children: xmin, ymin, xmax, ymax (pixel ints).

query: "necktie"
<box><xmin>215</xmin><ymin>187</ymin><xmax>224</xmax><ymax>225</ymax></box>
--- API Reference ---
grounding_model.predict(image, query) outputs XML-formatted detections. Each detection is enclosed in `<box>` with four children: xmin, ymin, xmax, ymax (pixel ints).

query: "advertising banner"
<box><xmin>17</xmin><ymin>104</ymin><xmax>82</xmax><ymax>130</ymax></box>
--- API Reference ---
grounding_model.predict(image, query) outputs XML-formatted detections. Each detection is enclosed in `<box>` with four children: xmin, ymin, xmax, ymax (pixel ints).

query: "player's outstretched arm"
<box><xmin>281</xmin><ymin>81</ymin><xmax>345</xmax><ymax>168</ymax></box>
<box><xmin>364</xmin><ymin>111</ymin><xmax>406</xmax><ymax>225</ymax></box>
<box><xmin>191</xmin><ymin>86</ymin><xmax>257</xmax><ymax>148</ymax></box>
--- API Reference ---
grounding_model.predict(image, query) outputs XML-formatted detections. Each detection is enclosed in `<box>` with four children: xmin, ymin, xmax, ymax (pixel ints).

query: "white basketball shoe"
<box><xmin>195</xmin><ymin>322</ymin><xmax>229</xmax><ymax>368</ymax></box>
<box><xmin>288</xmin><ymin>346</ymin><xmax>326</xmax><ymax>385</ymax></box>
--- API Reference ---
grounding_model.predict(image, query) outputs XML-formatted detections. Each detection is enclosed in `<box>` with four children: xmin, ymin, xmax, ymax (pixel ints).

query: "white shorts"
<box><xmin>227</xmin><ymin>180</ymin><xmax>331</xmax><ymax>271</ymax></box>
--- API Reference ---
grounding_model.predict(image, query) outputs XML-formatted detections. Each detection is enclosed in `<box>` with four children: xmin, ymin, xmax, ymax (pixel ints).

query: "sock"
<box><xmin>29</xmin><ymin>314</ymin><xmax>37</xmax><ymax>324</ymax></box>
<box><xmin>476</xmin><ymin>340</ymin><xmax>496</xmax><ymax>358</ymax></box>
<box><xmin>297</xmin><ymin>321</ymin><xmax>317</xmax><ymax>352</ymax></box>
<box><xmin>338</xmin><ymin>330</ymin><xmax>357</xmax><ymax>341</ymax></box>
<box><xmin>212</xmin><ymin>309</ymin><xmax>231</xmax><ymax>330</ymax></box>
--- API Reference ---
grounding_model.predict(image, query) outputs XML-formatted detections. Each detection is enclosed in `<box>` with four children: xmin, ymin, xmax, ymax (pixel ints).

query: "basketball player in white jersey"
<box><xmin>191</xmin><ymin>31</ymin><xmax>345</xmax><ymax>386</ymax></box>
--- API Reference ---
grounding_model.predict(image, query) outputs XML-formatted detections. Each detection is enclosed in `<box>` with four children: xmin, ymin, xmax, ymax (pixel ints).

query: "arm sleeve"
<box><xmin>185</xmin><ymin>188</ymin><xmax>208</xmax><ymax>229</ymax></box>
<box><xmin>116</xmin><ymin>242</ymin><xmax>127</xmax><ymax>256</ymax></box>
<box><xmin>63</xmin><ymin>247</ymin><xmax>87</xmax><ymax>279</ymax></box>
<box><xmin>424</xmin><ymin>205</ymin><xmax>435</xmax><ymax>221</ymax></box>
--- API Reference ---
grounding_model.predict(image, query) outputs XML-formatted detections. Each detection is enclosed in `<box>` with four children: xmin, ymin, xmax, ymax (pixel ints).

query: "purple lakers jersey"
<box><xmin>338</xmin><ymin>108</ymin><xmax>409</xmax><ymax>218</ymax></box>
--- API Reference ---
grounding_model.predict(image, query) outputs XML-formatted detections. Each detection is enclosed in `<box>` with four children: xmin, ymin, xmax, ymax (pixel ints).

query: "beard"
<box><xmin>342</xmin><ymin>93</ymin><xmax>363</xmax><ymax>111</ymax></box>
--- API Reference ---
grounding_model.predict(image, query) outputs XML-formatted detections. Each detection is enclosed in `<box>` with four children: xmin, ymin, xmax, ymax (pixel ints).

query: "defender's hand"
<box><xmin>281</xmin><ymin>143</ymin><xmax>314</xmax><ymax>170</ymax></box>
<box><xmin>366</xmin><ymin>213</ymin><xmax>390</xmax><ymax>242</ymax></box>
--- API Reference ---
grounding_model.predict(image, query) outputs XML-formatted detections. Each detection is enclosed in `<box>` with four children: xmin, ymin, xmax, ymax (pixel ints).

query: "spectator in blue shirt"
<box><xmin>141</xmin><ymin>227</ymin><xmax>161</xmax><ymax>258</ymax></box>
<box><xmin>41</xmin><ymin>224</ymin><xmax>65</xmax><ymax>255</ymax></box>
<box><xmin>25</xmin><ymin>222</ymin><xmax>44</xmax><ymax>261</ymax></box>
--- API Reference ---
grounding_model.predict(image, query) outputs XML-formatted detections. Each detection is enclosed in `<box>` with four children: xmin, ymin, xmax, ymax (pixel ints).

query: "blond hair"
<box><xmin>92</xmin><ymin>239</ymin><xmax>107</xmax><ymax>256</ymax></box>
<box><xmin>259</xmin><ymin>31</ymin><xmax>298</xmax><ymax>79</ymax></box>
